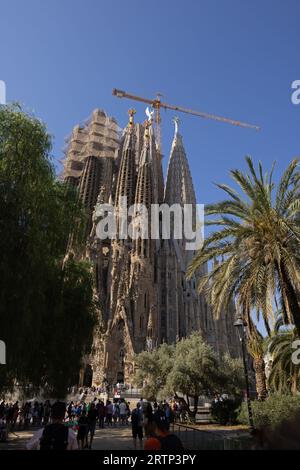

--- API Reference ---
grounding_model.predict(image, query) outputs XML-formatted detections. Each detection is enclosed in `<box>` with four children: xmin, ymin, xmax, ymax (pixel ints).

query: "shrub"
<box><xmin>238</xmin><ymin>394</ymin><xmax>300</xmax><ymax>428</ymax></box>
<box><xmin>211</xmin><ymin>398</ymin><xmax>242</xmax><ymax>425</ymax></box>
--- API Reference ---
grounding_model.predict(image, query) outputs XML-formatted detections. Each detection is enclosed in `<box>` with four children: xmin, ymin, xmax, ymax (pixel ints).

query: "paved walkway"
<box><xmin>93</xmin><ymin>426</ymin><xmax>136</xmax><ymax>450</ymax></box>
<box><xmin>0</xmin><ymin>423</ymin><xmax>251</xmax><ymax>451</ymax></box>
<box><xmin>0</xmin><ymin>425</ymin><xmax>136</xmax><ymax>451</ymax></box>
<box><xmin>0</xmin><ymin>429</ymin><xmax>34</xmax><ymax>450</ymax></box>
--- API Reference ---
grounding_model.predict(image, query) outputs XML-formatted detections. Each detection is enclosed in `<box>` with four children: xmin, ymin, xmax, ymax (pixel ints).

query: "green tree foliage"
<box><xmin>267</xmin><ymin>328</ymin><xmax>300</xmax><ymax>395</ymax></box>
<box><xmin>0</xmin><ymin>105</ymin><xmax>95</xmax><ymax>396</ymax></box>
<box><xmin>134</xmin><ymin>333</ymin><xmax>244</xmax><ymax>416</ymax></box>
<box><xmin>134</xmin><ymin>343</ymin><xmax>175</xmax><ymax>401</ymax></box>
<box><xmin>218</xmin><ymin>353</ymin><xmax>245</xmax><ymax>397</ymax></box>
<box><xmin>188</xmin><ymin>157</ymin><xmax>300</xmax><ymax>336</ymax></box>
<box><xmin>210</xmin><ymin>397</ymin><xmax>242</xmax><ymax>425</ymax></box>
<box><xmin>164</xmin><ymin>333</ymin><xmax>222</xmax><ymax>415</ymax></box>
<box><xmin>238</xmin><ymin>394</ymin><xmax>300</xmax><ymax>428</ymax></box>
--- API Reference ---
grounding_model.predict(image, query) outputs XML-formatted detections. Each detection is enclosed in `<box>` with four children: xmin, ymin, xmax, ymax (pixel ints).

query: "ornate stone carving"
<box><xmin>62</xmin><ymin>110</ymin><xmax>241</xmax><ymax>386</ymax></box>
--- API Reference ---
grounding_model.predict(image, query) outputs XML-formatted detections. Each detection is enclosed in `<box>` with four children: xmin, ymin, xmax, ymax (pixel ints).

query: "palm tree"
<box><xmin>188</xmin><ymin>157</ymin><xmax>300</xmax><ymax>336</ymax></box>
<box><xmin>268</xmin><ymin>327</ymin><xmax>299</xmax><ymax>394</ymax></box>
<box><xmin>247</xmin><ymin>323</ymin><xmax>267</xmax><ymax>400</ymax></box>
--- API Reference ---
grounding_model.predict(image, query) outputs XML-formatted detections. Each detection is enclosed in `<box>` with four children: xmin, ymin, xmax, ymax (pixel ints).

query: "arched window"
<box><xmin>119</xmin><ymin>348</ymin><xmax>125</xmax><ymax>367</ymax></box>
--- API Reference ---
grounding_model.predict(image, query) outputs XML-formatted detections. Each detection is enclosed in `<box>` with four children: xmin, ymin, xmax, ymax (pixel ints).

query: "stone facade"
<box><xmin>62</xmin><ymin>109</ymin><xmax>241</xmax><ymax>387</ymax></box>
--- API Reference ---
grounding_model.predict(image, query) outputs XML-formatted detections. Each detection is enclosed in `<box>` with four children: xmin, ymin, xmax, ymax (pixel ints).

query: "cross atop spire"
<box><xmin>173</xmin><ymin>116</ymin><xmax>180</xmax><ymax>135</ymax></box>
<box><xmin>128</xmin><ymin>108</ymin><xmax>136</xmax><ymax>128</ymax></box>
<box><xmin>145</xmin><ymin>106</ymin><xmax>154</xmax><ymax>123</ymax></box>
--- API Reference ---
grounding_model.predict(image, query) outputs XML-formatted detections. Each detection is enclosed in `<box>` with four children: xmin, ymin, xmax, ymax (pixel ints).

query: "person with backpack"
<box><xmin>112</xmin><ymin>400</ymin><xmax>120</xmax><ymax>427</ymax></box>
<box><xmin>43</xmin><ymin>400</ymin><xmax>51</xmax><ymax>426</ymax></box>
<box><xmin>26</xmin><ymin>401</ymin><xmax>78</xmax><ymax>450</ymax></box>
<box><xmin>77</xmin><ymin>410</ymin><xmax>89</xmax><ymax>449</ymax></box>
<box><xmin>67</xmin><ymin>402</ymin><xmax>74</xmax><ymax>421</ymax></box>
<box><xmin>105</xmin><ymin>400</ymin><xmax>113</xmax><ymax>426</ymax></box>
<box><xmin>119</xmin><ymin>399</ymin><xmax>127</xmax><ymax>426</ymax></box>
<box><xmin>87</xmin><ymin>402</ymin><xmax>98</xmax><ymax>449</ymax></box>
<box><xmin>144</xmin><ymin>411</ymin><xmax>184</xmax><ymax>451</ymax></box>
<box><xmin>97</xmin><ymin>400</ymin><xmax>106</xmax><ymax>429</ymax></box>
<box><xmin>0</xmin><ymin>416</ymin><xmax>8</xmax><ymax>442</ymax></box>
<box><xmin>131</xmin><ymin>402</ymin><xmax>143</xmax><ymax>449</ymax></box>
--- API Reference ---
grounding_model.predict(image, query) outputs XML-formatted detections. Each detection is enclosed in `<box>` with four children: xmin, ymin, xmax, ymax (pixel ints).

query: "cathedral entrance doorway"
<box><xmin>117</xmin><ymin>371</ymin><xmax>124</xmax><ymax>383</ymax></box>
<box><xmin>82</xmin><ymin>364</ymin><xmax>93</xmax><ymax>387</ymax></box>
<box><xmin>106</xmin><ymin>318</ymin><xmax>128</xmax><ymax>384</ymax></box>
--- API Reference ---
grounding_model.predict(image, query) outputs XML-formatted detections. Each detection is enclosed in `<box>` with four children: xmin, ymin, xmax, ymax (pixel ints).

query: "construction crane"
<box><xmin>112</xmin><ymin>88</ymin><xmax>260</xmax><ymax>155</ymax></box>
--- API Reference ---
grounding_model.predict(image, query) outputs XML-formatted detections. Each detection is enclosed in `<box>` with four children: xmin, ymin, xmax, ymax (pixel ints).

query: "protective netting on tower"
<box><xmin>61</xmin><ymin>109</ymin><xmax>121</xmax><ymax>180</ymax></box>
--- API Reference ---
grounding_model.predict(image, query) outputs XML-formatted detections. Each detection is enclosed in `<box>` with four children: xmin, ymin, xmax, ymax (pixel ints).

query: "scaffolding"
<box><xmin>61</xmin><ymin>109</ymin><xmax>121</xmax><ymax>182</ymax></box>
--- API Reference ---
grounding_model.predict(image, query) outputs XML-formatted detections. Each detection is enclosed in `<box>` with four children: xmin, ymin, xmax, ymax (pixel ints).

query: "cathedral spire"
<box><xmin>132</xmin><ymin>119</ymin><xmax>154</xmax><ymax>259</ymax></box>
<box><xmin>115</xmin><ymin>109</ymin><xmax>137</xmax><ymax>210</ymax></box>
<box><xmin>143</xmin><ymin>119</ymin><xmax>150</xmax><ymax>145</ymax></box>
<box><xmin>164</xmin><ymin>118</ymin><xmax>196</xmax><ymax>207</ymax></box>
<box><xmin>173</xmin><ymin>116</ymin><xmax>180</xmax><ymax>136</ymax></box>
<box><xmin>128</xmin><ymin>108</ymin><xmax>136</xmax><ymax>130</ymax></box>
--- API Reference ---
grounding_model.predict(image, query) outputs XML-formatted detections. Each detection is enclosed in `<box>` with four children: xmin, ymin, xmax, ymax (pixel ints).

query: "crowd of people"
<box><xmin>67</xmin><ymin>383</ymin><xmax>135</xmax><ymax>397</ymax></box>
<box><xmin>0</xmin><ymin>400</ymin><xmax>53</xmax><ymax>441</ymax></box>
<box><xmin>130</xmin><ymin>399</ymin><xmax>184</xmax><ymax>450</ymax></box>
<box><xmin>0</xmin><ymin>396</ymin><xmax>185</xmax><ymax>450</ymax></box>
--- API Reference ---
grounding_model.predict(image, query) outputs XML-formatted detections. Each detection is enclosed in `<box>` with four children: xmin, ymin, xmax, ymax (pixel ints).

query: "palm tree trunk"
<box><xmin>253</xmin><ymin>357</ymin><xmax>267</xmax><ymax>400</ymax></box>
<box><xmin>279</xmin><ymin>261</ymin><xmax>300</xmax><ymax>337</ymax></box>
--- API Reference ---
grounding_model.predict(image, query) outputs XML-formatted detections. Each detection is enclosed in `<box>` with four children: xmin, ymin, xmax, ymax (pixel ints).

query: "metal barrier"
<box><xmin>116</xmin><ymin>388</ymin><xmax>142</xmax><ymax>398</ymax></box>
<box><xmin>171</xmin><ymin>422</ymin><xmax>252</xmax><ymax>450</ymax></box>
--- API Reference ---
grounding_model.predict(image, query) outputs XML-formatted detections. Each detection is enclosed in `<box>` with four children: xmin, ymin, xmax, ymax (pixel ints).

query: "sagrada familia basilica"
<box><xmin>62</xmin><ymin>108</ymin><xmax>240</xmax><ymax>387</ymax></box>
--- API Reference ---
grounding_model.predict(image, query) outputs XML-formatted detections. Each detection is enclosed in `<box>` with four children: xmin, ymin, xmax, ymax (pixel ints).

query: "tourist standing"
<box><xmin>131</xmin><ymin>403</ymin><xmax>143</xmax><ymax>449</ymax></box>
<box><xmin>97</xmin><ymin>400</ymin><xmax>106</xmax><ymax>429</ymax></box>
<box><xmin>87</xmin><ymin>402</ymin><xmax>98</xmax><ymax>449</ymax></box>
<box><xmin>67</xmin><ymin>402</ymin><xmax>74</xmax><ymax>421</ymax></box>
<box><xmin>112</xmin><ymin>400</ymin><xmax>120</xmax><ymax>426</ymax></box>
<box><xmin>77</xmin><ymin>410</ymin><xmax>89</xmax><ymax>449</ymax></box>
<box><xmin>119</xmin><ymin>399</ymin><xmax>127</xmax><ymax>425</ymax></box>
<box><xmin>164</xmin><ymin>402</ymin><xmax>171</xmax><ymax>430</ymax></box>
<box><xmin>144</xmin><ymin>412</ymin><xmax>184</xmax><ymax>451</ymax></box>
<box><xmin>126</xmin><ymin>401</ymin><xmax>131</xmax><ymax>425</ymax></box>
<box><xmin>26</xmin><ymin>402</ymin><xmax>78</xmax><ymax>450</ymax></box>
<box><xmin>43</xmin><ymin>400</ymin><xmax>51</xmax><ymax>426</ymax></box>
<box><xmin>105</xmin><ymin>400</ymin><xmax>113</xmax><ymax>426</ymax></box>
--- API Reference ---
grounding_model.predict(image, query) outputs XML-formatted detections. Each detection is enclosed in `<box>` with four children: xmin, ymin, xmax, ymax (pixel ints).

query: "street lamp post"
<box><xmin>234</xmin><ymin>317</ymin><xmax>255</xmax><ymax>433</ymax></box>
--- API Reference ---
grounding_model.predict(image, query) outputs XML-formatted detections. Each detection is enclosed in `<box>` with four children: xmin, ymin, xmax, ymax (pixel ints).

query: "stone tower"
<box><xmin>62</xmin><ymin>109</ymin><xmax>241</xmax><ymax>387</ymax></box>
<box><xmin>160</xmin><ymin>118</ymin><xmax>217</xmax><ymax>346</ymax></box>
<box><xmin>62</xmin><ymin>109</ymin><xmax>119</xmax><ymax>232</ymax></box>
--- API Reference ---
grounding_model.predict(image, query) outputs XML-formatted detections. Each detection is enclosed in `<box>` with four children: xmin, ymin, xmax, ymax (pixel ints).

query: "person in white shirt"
<box><xmin>119</xmin><ymin>399</ymin><xmax>128</xmax><ymax>425</ymax></box>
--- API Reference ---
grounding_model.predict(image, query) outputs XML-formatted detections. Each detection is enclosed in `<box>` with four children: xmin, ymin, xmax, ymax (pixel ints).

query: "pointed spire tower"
<box><xmin>108</xmin><ymin>110</ymin><xmax>138</xmax><ymax>329</ymax></box>
<box><xmin>132</xmin><ymin>119</ymin><xmax>154</xmax><ymax>259</ymax></box>
<box><xmin>129</xmin><ymin>117</ymin><xmax>159</xmax><ymax>352</ymax></box>
<box><xmin>103</xmin><ymin>110</ymin><xmax>142</xmax><ymax>385</ymax></box>
<box><xmin>164</xmin><ymin>117</ymin><xmax>196</xmax><ymax>207</ymax></box>
<box><xmin>115</xmin><ymin>109</ymin><xmax>137</xmax><ymax>212</ymax></box>
<box><xmin>160</xmin><ymin>118</ymin><xmax>216</xmax><ymax>344</ymax></box>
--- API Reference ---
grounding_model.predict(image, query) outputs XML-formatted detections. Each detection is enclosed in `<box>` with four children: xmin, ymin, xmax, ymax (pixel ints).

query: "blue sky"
<box><xmin>1</xmin><ymin>0</ymin><xmax>300</xmax><ymax>331</ymax></box>
<box><xmin>1</xmin><ymin>0</ymin><xmax>299</xmax><ymax>198</ymax></box>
